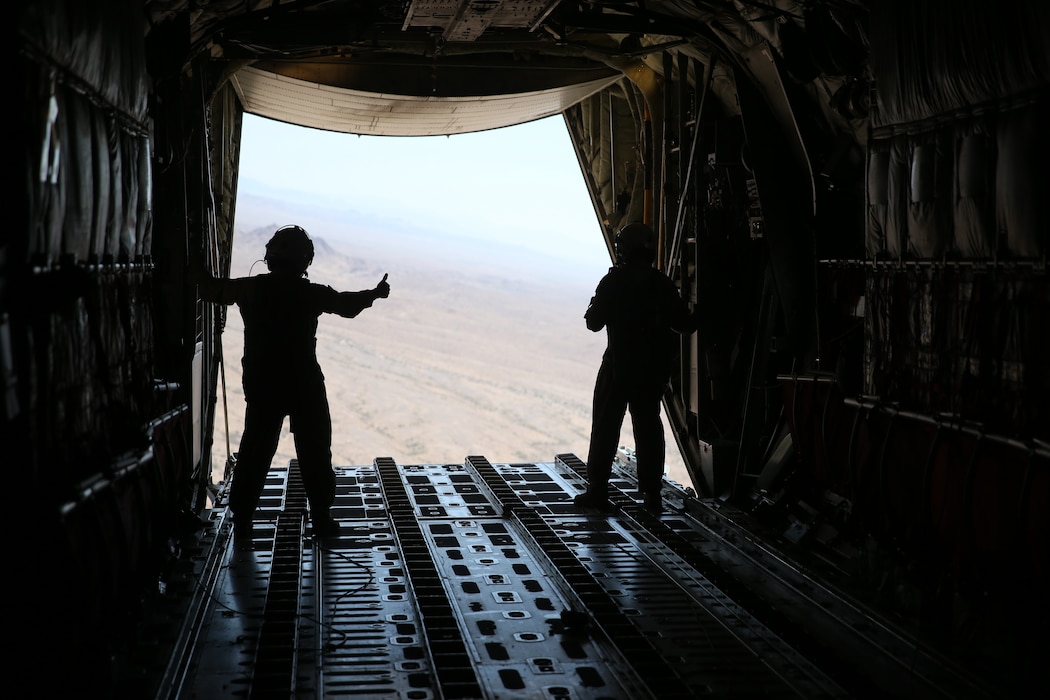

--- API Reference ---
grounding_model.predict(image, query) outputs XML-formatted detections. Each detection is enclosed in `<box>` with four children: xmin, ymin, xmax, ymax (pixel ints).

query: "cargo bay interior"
<box><xmin>14</xmin><ymin>1</ymin><xmax>1048</xmax><ymax>698</ymax></box>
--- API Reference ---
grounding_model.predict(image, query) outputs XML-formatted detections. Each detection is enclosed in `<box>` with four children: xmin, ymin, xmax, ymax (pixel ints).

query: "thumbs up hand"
<box><xmin>375</xmin><ymin>273</ymin><xmax>390</xmax><ymax>298</ymax></box>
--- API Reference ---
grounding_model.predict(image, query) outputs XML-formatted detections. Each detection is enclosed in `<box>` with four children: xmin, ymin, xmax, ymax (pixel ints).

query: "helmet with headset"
<box><xmin>614</xmin><ymin>222</ymin><xmax>657</xmax><ymax>265</ymax></box>
<box><xmin>264</xmin><ymin>225</ymin><xmax>314</xmax><ymax>275</ymax></box>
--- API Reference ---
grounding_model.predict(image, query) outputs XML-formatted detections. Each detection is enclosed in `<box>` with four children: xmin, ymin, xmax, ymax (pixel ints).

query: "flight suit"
<box><xmin>583</xmin><ymin>262</ymin><xmax>697</xmax><ymax>504</ymax></box>
<box><xmin>200</xmin><ymin>272</ymin><xmax>384</xmax><ymax>529</ymax></box>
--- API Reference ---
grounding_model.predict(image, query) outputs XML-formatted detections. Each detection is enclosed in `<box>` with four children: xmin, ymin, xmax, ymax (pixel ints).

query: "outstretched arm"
<box><xmin>330</xmin><ymin>273</ymin><xmax>390</xmax><ymax>318</ymax></box>
<box><xmin>188</xmin><ymin>250</ymin><xmax>237</xmax><ymax>305</ymax></box>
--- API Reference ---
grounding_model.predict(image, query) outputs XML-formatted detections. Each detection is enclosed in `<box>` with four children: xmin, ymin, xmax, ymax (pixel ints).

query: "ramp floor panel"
<box><xmin>173</xmin><ymin>458</ymin><xmax>849</xmax><ymax>699</ymax></box>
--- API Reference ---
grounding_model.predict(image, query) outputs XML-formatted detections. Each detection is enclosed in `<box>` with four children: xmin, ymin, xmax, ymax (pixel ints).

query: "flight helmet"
<box><xmin>614</xmin><ymin>222</ymin><xmax>657</xmax><ymax>265</ymax></box>
<box><xmin>264</xmin><ymin>225</ymin><xmax>314</xmax><ymax>275</ymax></box>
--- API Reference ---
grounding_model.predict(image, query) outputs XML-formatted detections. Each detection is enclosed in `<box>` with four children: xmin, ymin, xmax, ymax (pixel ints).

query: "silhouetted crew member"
<box><xmin>575</xmin><ymin>222</ymin><xmax>697</xmax><ymax>514</ymax></box>
<box><xmin>195</xmin><ymin>225</ymin><xmax>390</xmax><ymax>537</ymax></box>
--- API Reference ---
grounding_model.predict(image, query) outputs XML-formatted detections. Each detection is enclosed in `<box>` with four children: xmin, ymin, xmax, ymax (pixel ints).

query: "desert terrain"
<box><xmin>208</xmin><ymin>222</ymin><xmax>691</xmax><ymax>490</ymax></box>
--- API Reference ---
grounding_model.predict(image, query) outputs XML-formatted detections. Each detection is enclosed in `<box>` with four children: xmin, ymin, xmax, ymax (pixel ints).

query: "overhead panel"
<box><xmin>403</xmin><ymin>0</ymin><xmax>562</xmax><ymax>41</ymax></box>
<box><xmin>229</xmin><ymin>65</ymin><xmax>621</xmax><ymax>136</ymax></box>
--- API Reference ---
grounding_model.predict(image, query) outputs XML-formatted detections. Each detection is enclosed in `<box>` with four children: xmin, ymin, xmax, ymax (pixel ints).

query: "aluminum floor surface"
<box><xmin>149</xmin><ymin>454</ymin><xmax>995</xmax><ymax>700</ymax></box>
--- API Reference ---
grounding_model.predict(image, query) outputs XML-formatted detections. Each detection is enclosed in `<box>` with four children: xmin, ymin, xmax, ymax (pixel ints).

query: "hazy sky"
<box><xmin>234</xmin><ymin>113</ymin><xmax>613</xmax><ymax>278</ymax></box>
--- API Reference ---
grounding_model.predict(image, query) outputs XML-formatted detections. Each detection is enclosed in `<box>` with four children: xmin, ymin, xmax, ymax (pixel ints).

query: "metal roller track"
<box><xmin>368</xmin><ymin>458</ymin><xmax>652</xmax><ymax>698</ymax></box>
<box><xmin>465</xmin><ymin>454</ymin><xmax>698</xmax><ymax>698</ymax></box>
<box><xmin>375</xmin><ymin>456</ymin><xmax>486</xmax><ymax>699</ymax></box>
<box><xmin>312</xmin><ymin>464</ymin><xmax>433</xmax><ymax>698</ymax></box>
<box><xmin>558</xmin><ymin>453</ymin><xmax>1000</xmax><ymax>700</ymax></box>
<box><xmin>249</xmin><ymin>460</ymin><xmax>307</xmax><ymax>698</ymax></box>
<box><xmin>164</xmin><ymin>455</ymin><xmax>992</xmax><ymax>700</ymax></box>
<box><xmin>468</xmin><ymin>454</ymin><xmax>847</xmax><ymax>699</ymax></box>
